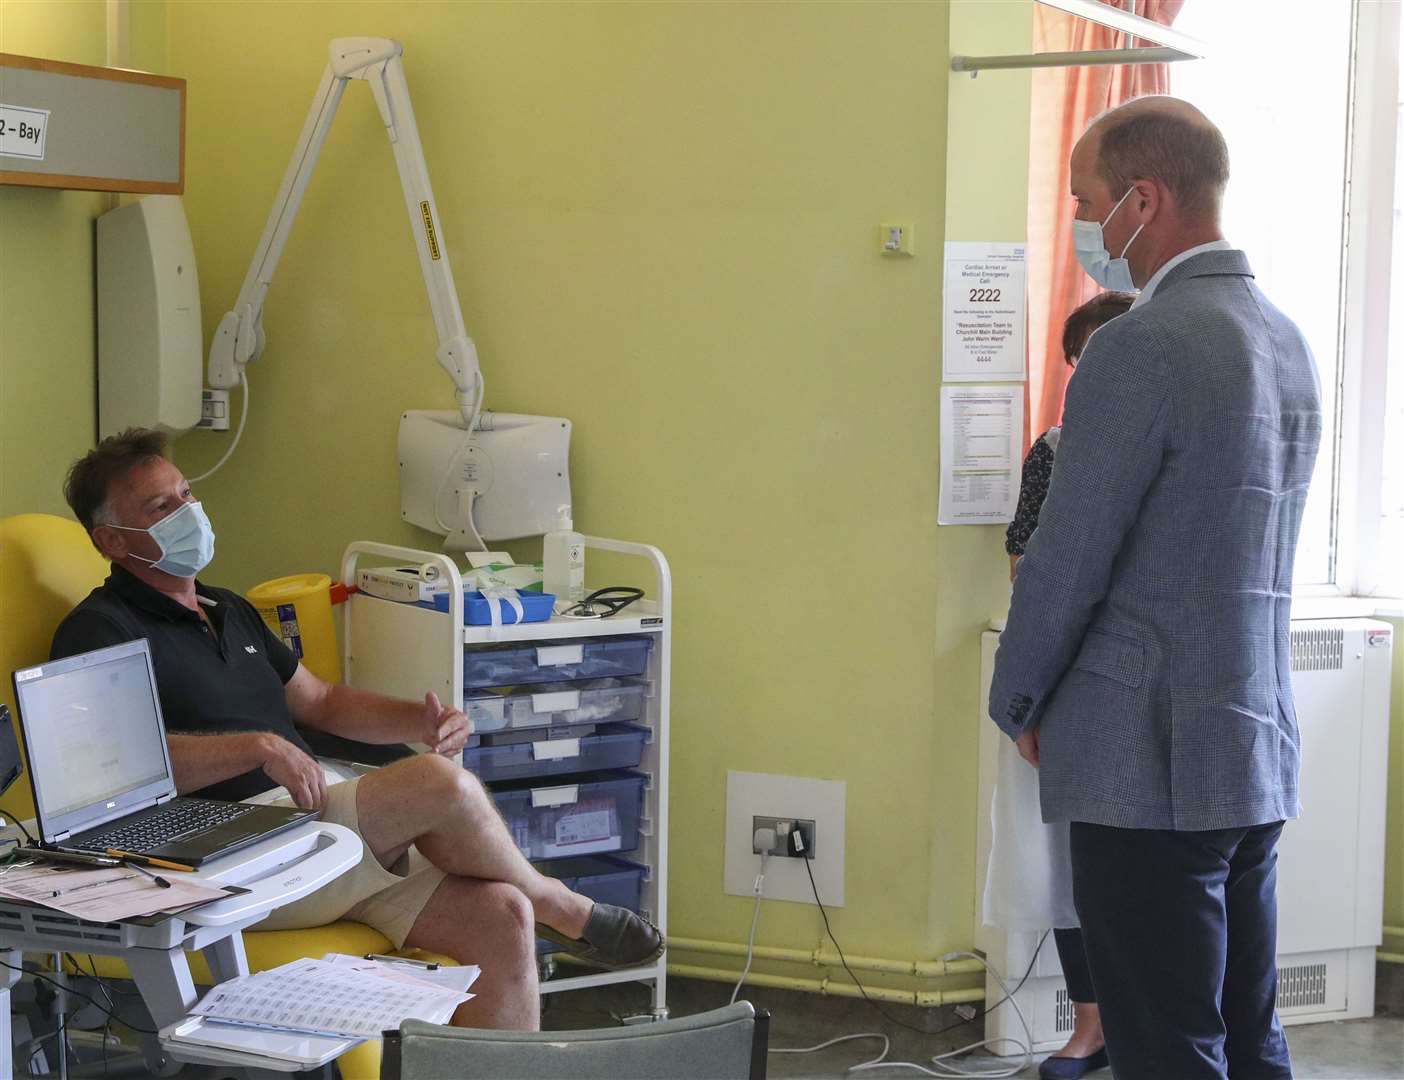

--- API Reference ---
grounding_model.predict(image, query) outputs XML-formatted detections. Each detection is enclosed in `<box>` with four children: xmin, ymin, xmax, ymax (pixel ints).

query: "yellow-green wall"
<box><xmin>163</xmin><ymin>0</ymin><xmax>1017</xmax><ymax>966</ymax></box>
<box><xmin>0</xmin><ymin>1</ymin><xmax>109</xmax><ymax>518</ymax></box>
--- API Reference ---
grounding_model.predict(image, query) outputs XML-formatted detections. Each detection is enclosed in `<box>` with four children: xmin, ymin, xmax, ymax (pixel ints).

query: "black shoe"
<box><xmin>1038</xmin><ymin>1048</ymin><xmax>1109</xmax><ymax>1079</ymax></box>
<box><xmin>536</xmin><ymin>904</ymin><xmax>665</xmax><ymax>970</ymax></box>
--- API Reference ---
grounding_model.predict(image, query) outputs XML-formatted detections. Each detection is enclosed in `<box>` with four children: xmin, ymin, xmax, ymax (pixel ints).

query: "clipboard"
<box><xmin>161</xmin><ymin>1015</ymin><xmax>360</xmax><ymax>1069</ymax></box>
<box><xmin>125</xmin><ymin>884</ymin><xmax>252</xmax><ymax>926</ymax></box>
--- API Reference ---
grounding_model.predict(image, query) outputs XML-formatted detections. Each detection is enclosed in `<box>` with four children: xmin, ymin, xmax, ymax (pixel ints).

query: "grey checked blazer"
<box><xmin>988</xmin><ymin>249</ymin><xmax>1322</xmax><ymax>831</ymax></box>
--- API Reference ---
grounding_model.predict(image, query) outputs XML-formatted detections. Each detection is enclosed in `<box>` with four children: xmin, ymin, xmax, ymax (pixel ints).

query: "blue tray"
<box><xmin>432</xmin><ymin>589</ymin><xmax>556</xmax><ymax>625</ymax></box>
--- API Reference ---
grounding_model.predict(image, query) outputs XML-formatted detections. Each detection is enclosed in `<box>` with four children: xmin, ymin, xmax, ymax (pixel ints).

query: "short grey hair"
<box><xmin>63</xmin><ymin>427</ymin><xmax>169</xmax><ymax>534</ymax></box>
<box><xmin>1090</xmin><ymin>98</ymin><xmax>1229</xmax><ymax>224</ymax></box>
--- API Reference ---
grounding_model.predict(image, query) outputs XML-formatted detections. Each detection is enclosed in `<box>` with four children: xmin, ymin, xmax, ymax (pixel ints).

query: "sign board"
<box><xmin>0</xmin><ymin>53</ymin><xmax>184</xmax><ymax>194</ymax></box>
<box><xmin>942</xmin><ymin>241</ymin><xmax>1027</xmax><ymax>382</ymax></box>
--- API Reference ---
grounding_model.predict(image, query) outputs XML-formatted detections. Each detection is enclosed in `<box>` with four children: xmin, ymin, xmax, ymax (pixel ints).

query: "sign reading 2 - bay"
<box><xmin>0</xmin><ymin>104</ymin><xmax>49</xmax><ymax>161</ymax></box>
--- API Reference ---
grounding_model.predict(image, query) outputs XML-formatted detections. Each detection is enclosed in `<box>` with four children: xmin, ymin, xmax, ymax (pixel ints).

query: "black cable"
<box><xmin>0</xmin><ymin>956</ymin><xmax>158</xmax><ymax>1035</ymax></box>
<box><xmin>85</xmin><ymin>955</ymin><xmax>115</xmax><ymax>1079</ymax></box>
<box><xmin>60</xmin><ymin>953</ymin><xmax>122</xmax><ymax>1077</ymax></box>
<box><xmin>0</xmin><ymin>804</ymin><xmax>38</xmax><ymax>846</ymax></box>
<box><xmin>64</xmin><ymin>953</ymin><xmax>142</xmax><ymax>999</ymax></box>
<box><xmin>976</xmin><ymin>930</ymin><xmax>1048</xmax><ymax>1022</ymax></box>
<box><xmin>888</xmin><ymin>927</ymin><xmax>1047</xmax><ymax>1042</ymax></box>
<box><xmin>800</xmin><ymin>855</ymin><xmax>972</xmax><ymax>1037</ymax></box>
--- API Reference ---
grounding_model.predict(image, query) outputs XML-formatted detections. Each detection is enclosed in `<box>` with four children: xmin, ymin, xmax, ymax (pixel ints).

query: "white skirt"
<box><xmin>982</xmin><ymin>734</ymin><xmax>1080</xmax><ymax>931</ymax></box>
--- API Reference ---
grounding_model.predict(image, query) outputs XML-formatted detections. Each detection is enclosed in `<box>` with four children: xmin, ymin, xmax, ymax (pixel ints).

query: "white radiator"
<box><xmin>974</xmin><ymin>618</ymin><xmax>1395</xmax><ymax>1052</ymax></box>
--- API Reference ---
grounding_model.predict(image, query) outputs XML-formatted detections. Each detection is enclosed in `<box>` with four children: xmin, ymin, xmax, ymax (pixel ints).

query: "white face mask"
<box><xmin>108</xmin><ymin>500</ymin><xmax>216</xmax><ymax>578</ymax></box>
<box><xmin>1072</xmin><ymin>186</ymin><xmax>1144</xmax><ymax>292</ymax></box>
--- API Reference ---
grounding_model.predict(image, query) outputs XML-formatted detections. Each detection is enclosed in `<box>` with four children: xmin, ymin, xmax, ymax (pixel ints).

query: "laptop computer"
<box><xmin>11</xmin><ymin>638</ymin><xmax>318</xmax><ymax>866</ymax></box>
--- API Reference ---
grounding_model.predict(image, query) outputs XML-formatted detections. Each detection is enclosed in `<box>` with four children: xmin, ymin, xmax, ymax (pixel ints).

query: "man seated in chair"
<box><xmin>49</xmin><ymin>428</ymin><xmax>664</xmax><ymax>1031</ymax></box>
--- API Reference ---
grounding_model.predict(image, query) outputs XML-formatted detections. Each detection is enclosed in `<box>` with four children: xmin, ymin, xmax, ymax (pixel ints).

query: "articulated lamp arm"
<box><xmin>207</xmin><ymin>37</ymin><xmax>481</xmax><ymax>423</ymax></box>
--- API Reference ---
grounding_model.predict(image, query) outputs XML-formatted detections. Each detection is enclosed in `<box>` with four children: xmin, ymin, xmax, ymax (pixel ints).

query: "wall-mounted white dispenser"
<box><xmin>96</xmin><ymin>195</ymin><xmax>202</xmax><ymax>438</ymax></box>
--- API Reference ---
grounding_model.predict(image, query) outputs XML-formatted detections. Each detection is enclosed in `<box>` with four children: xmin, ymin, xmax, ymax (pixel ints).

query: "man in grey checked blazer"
<box><xmin>989</xmin><ymin>97</ymin><xmax>1322</xmax><ymax>1078</ymax></box>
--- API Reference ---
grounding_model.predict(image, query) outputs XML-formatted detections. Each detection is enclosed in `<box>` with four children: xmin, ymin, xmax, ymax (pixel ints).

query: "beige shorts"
<box><xmin>254</xmin><ymin>776</ymin><xmax>446</xmax><ymax>948</ymax></box>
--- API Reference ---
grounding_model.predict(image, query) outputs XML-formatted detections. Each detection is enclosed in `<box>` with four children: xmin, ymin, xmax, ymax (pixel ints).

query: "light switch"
<box><xmin>880</xmin><ymin>222</ymin><xmax>915</xmax><ymax>256</ymax></box>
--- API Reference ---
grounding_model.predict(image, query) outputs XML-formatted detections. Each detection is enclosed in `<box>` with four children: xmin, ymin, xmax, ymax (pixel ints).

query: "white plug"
<box><xmin>753</xmin><ymin>826</ymin><xmax>777</xmax><ymax>854</ymax></box>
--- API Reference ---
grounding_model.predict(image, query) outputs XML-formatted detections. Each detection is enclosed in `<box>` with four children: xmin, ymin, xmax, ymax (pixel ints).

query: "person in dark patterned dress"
<box><xmin>1003</xmin><ymin>290</ymin><xmax>1132</xmax><ymax>1078</ymax></box>
<box><xmin>1007</xmin><ymin>292</ymin><xmax>1136</xmax><ymax>581</ymax></box>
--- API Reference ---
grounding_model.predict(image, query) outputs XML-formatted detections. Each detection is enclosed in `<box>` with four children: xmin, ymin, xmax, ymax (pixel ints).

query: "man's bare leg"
<box><xmin>354</xmin><ymin>755</ymin><xmax>593</xmax><ymax>937</ymax></box>
<box><xmin>401</xmin><ymin>876</ymin><xmax>540</xmax><ymax>1031</ymax></box>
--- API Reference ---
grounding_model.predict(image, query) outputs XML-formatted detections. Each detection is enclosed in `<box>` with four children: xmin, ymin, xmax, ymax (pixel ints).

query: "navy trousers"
<box><xmin>1069</xmin><ymin>821</ymin><xmax>1293</xmax><ymax>1080</ymax></box>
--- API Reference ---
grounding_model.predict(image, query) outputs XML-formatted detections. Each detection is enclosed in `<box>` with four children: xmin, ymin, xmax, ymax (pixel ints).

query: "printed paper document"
<box><xmin>938</xmin><ymin>385</ymin><xmax>1023</xmax><ymax>525</ymax></box>
<box><xmin>190</xmin><ymin>957</ymin><xmax>475</xmax><ymax>1039</ymax></box>
<box><xmin>0</xmin><ymin>862</ymin><xmax>231</xmax><ymax>921</ymax></box>
<box><xmin>323</xmin><ymin>952</ymin><xmax>482</xmax><ymax>995</ymax></box>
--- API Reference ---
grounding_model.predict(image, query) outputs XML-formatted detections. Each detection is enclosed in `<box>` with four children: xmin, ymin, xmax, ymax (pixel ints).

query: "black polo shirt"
<box><xmin>50</xmin><ymin>564</ymin><xmax>313</xmax><ymax>801</ymax></box>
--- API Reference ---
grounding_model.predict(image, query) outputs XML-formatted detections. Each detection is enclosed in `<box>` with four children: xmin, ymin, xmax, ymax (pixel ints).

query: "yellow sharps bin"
<box><xmin>246</xmin><ymin>573</ymin><xmax>342</xmax><ymax>684</ymax></box>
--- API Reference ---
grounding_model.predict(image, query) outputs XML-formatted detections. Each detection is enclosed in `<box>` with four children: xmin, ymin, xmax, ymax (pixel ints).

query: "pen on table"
<box><xmin>122</xmin><ymin>861</ymin><xmax>172</xmax><ymax>889</ymax></box>
<box><xmin>50</xmin><ymin>866</ymin><xmax>170</xmax><ymax>896</ymax></box>
<box><xmin>104</xmin><ymin>849</ymin><xmax>195</xmax><ymax>873</ymax></box>
<box><xmin>50</xmin><ymin>877</ymin><xmax>127</xmax><ymax>898</ymax></box>
<box><xmin>364</xmin><ymin>953</ymin><xmax>440</xmax><ymax>970</ymax></box>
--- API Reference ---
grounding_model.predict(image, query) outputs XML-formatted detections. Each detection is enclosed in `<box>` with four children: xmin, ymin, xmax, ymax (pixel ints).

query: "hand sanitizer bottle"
<box><xmin>542</xmin><ymin>509</ymin><xmax>585</xmax><ymax>604</ymax></box>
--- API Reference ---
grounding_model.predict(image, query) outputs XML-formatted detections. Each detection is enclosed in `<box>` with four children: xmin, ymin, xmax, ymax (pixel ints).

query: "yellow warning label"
<box><xmin>420</xmin><ymin>201</ymin><xmax>441</xmax><ymax>261</ymax></box>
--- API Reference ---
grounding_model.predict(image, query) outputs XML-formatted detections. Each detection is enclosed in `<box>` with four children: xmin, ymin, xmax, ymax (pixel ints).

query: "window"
<box><xmin>1171</xmin><ymin>0</ymin><xmax>1356</xmax><ymax>588</ymax></box>
<box><xmin>1378</xmin><ymin>12</ymin><xmax>1404</xmax><ymax>599</ymax></box>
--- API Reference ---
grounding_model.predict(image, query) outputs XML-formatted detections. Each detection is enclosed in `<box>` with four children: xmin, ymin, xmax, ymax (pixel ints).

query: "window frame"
<box><xmin>1327</xmin><ymin>0</ymin><xmax>1400</xmax><ymax>600</ymax></box>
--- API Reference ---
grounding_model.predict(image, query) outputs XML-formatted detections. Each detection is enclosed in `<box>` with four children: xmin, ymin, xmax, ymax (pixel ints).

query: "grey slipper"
<box><xmin>536</xmin><ymin>904</ymin><xmax>665</xmax><ymax>969</ymax></box>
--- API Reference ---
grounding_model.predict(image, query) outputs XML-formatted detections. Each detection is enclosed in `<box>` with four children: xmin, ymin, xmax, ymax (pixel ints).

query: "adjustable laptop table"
<box><xmin>0</xmin><ymin>819</ymin><xmax>362</xmax><ymax>1077</ymax></box>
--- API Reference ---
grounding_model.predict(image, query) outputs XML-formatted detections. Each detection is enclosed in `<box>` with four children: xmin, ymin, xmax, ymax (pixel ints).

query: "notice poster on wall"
<box><xmin>942</xmin><ymin>242</ymin><xmax>1026</xmax><ymax>382</ymax></box>
<box><xmin>938</xmin><ymin>385</ymin><xmax>1023</xmax><ymax>526</ymax></box>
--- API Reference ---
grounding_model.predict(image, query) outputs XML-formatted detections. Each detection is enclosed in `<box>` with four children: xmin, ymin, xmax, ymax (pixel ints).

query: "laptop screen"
<box><xmin>13</xmin><ymin>639</ymin><xmax>176</xmax><ymax>842</ymax></box>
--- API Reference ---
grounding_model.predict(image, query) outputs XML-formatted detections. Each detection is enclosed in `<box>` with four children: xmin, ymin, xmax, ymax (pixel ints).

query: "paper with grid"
<box><xmin>190</xmin><ymin>956</ymin><xmax>475</xmax><ymax>1038</ymax></box>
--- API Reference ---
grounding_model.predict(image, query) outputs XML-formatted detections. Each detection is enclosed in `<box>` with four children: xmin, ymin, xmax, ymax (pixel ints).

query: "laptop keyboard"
<box><xmin>73</xmin><ymin>799</ymin><xmax>256</xmax><ymax>853</ymax></box>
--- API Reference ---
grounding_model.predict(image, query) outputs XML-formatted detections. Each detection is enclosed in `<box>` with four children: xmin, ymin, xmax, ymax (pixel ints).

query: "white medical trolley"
<box><xmin>340</xmin><ymin>538</ymin><xmax>671</xmax><ymax>1017</ymax></box>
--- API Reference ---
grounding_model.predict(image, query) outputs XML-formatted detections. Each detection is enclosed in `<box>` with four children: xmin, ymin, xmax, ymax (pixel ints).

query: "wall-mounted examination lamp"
<box><xmin>950</xmin><ymin>0</ymin><xmax>1207</xmax><ymax>76</ymax></box>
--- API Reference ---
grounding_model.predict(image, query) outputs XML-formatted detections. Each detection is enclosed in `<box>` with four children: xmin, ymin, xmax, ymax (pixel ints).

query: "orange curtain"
<box><xmin>1025</xmin><ymin>0</ymin><xmax>1185</xmax><ymax>444</ymax></box>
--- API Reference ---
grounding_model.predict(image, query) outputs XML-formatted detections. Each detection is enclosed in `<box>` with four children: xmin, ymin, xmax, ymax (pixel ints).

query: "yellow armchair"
<box><xmin>0</xmin><ymin>513</ymin><xmax>446</xmax><ymax>1078</ymax></box>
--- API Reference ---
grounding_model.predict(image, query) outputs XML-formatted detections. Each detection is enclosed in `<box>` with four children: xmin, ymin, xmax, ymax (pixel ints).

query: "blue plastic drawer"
<box><xmin>543</xmin><ymin>854</ymin><xmax>647</xmax><ymax>910</ymax></box>
<box><xmin>468</xmin><ymin>721</ymin><xmax>597</xmax><ymax>750</ymax></box>
<box><xmin>463</xmin><ymin>637</ymin><xmax>653</xmax><ymax>690</ymax></box>
<box><xmin>536</xmin><ymin>855</ymin><xmax>648</xmax><ymax>957</ymax></box>
<box><xmin>491</xmin><ymin>772</ymin><xmax>646</xmax><ymax>861</ymax></box>
<box><xmin>466</xmin><ymin>679</ymin><xmax>647</xmax><ymax>734</ymax></box>
<box><xmin>462</xmin><ymin>723</ymin><xmax>648</xmax><ymax>783</ymax></box>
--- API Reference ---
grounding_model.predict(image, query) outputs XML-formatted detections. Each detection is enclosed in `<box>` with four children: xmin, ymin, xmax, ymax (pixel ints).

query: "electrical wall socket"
<box><xmin>725</xmin><ymin>771</ymin><xmax>845</xmax><ymax>906</ymax></box>
<box><xmin>199</xmin><ymin>388</ymin><xmax>230</xmax><ymax>431</ymax></box>
<box><xmin>752</xmin><ymin>815</ymin><xmax>816</xmax><ymax>858</ymax></box>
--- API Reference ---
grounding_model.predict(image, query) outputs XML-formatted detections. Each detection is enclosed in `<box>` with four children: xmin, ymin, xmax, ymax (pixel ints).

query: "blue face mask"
<box><xmin>1072</xmin><ymin>186</ymin><xmax>1143</xmax><ymax>292</ymax></box>
<box><xmin>110</xmin><ymin>501</ymin><xmax>216</xmax><ymax>578</ymax></box>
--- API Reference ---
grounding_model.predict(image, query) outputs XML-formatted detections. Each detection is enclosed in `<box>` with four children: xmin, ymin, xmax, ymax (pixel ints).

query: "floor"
<box><xmin>54</xmin><ymin>964</ymin><xmax>1404</xmax><ymax>1077</ymax></box>
<box><xmin>543</xmin><ymin>969</ymin><xmax>1404</xmax><ymax>1080</ymax></box>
